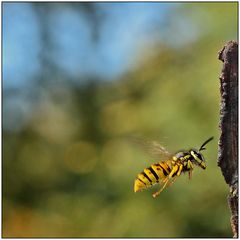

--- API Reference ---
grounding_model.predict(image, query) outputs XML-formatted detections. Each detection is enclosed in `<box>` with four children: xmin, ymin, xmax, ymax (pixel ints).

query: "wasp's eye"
<box><xmin>197</xmin><ymin>153</ymin><xmax>203</xmax><ymax>160</ymax></box>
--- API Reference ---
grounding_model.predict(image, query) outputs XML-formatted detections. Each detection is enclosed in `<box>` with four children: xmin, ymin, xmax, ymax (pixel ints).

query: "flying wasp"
<box><xmin>134</xmin><ymin>137</ymin><xmax>213</xmax><ymax>198</ymax></box>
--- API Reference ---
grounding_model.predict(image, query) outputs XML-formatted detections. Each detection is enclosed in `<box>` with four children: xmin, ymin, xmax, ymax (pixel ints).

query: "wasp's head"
<box><xmin>190</xmin><ymin>137</ymin><xmax>214</xmax><ymax>169</ymax></box>
<box><xmin>190</xmin><ymin>149</ymin><xmax>206</xmax><ymax>169</ymax></box>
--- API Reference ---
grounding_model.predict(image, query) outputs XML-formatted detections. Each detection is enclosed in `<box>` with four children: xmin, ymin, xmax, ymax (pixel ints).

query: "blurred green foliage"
<box><xmin>3</xmin><ymin>2</ymin><xmax>237</xmax><ymax>237</ymax></box>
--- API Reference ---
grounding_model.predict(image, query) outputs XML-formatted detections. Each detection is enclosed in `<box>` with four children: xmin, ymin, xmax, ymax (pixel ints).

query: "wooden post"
<box><xmin>218</xmin><ymin>41</ymin><xmax>238</xmax><ymax>238</ymax></box>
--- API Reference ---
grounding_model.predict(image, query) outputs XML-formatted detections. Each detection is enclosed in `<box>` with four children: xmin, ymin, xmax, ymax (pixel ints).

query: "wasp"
<box><xmin>134</xmin><ymin>137</ymin><xmax>213</xmax><ymax>198</ymax></box>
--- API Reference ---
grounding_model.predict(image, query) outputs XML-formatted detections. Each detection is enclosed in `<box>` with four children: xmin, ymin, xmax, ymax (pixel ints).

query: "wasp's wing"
<box><xmin>131</xmin><ymin>138</ymin><xmax>173</xmax><ymax>161</ymax></box>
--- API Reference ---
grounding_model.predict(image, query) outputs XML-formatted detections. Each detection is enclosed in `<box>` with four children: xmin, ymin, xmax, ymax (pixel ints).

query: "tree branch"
<box><xmin>218</xmin><ymin>40</ymin><xmax>238</xmax><ymax>238</ymax></box>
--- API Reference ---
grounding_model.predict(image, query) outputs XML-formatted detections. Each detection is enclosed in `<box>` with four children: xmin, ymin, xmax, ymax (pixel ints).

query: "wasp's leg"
<box><xmin>167</xmin><ymin>164</ymin><xmax>182</xmax><ymax>186</ymax></box>
<box><xmin>177</xmin><ymin>164</ymin><xmax>183</xmax><ymax>176</ymax></box>
<box><xmin>152</xmin><ymin>165</ymin><xmax>179</xmax><ymax>198</ymax></box>
<box><xmin>187</xmin><ymin>160</ymin><xmax>193</xmax><ymax>179</ymax></box>
<box><xmin>188</xmin><ymin>170</ymin><xmax>192</xmax><ymax>179</ymax></box>
<box><xmin>166</xmin><ymin>175</ymin><xmax>177</xmax><ymax>187</ymax></box>
<box><xmin>166</xmin><ymin>164</ymin><xmax>182</xmax><ymax>187</ymax></box>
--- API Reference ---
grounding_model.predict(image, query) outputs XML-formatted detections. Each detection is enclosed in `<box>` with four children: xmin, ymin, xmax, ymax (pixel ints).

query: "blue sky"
<box><xmin>3</xmin><ymin>3</ymin><xmax>176</xmax><ymax>89</ymax></box>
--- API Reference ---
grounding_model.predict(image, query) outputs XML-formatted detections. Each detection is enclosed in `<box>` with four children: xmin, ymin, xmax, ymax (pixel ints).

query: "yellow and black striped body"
<box><xmin>134</xmin><ymin>161</ymin><xmax>172</xmax><ymax>192</ymax></box>
<box><xmin>134</xmin><ymin>152</ymin><xmax>194</xmax><ymax>192</ymax></box>
<box><xmin>134</xmin><ymin>148</ymin><xmax>208</xmax><ymax>196</ymax></box>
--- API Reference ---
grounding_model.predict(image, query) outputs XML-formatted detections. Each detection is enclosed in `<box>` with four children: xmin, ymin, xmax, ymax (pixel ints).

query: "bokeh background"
<box><xmin>3</xmin><ymin>2</ymin><xmax>237</xmax><ymax>237</ymax></box>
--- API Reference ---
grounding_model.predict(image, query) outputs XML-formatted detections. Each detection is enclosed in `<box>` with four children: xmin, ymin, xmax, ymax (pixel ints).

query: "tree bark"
<box><xmin>218</xmin><ymin>40</ymin><xmax>238</xmax><ymax>238</ymax></box>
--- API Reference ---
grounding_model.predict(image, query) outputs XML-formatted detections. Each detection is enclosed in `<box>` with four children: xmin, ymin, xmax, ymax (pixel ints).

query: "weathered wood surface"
<box><xmin>218</xmin><ymin>40</ymin><xmax>238</xmax><ymax>238</ymax></box>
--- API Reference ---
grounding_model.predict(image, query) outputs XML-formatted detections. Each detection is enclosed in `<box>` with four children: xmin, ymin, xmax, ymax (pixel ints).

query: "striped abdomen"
<box><xmin>134</xmin><ymin>161</ymin><xmax>172</xmax><ymax>192</ymax></box>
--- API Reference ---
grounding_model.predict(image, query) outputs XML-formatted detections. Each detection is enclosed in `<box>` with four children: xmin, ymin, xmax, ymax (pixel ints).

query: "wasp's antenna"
<box><xmin>199</xmin><ymin>137</ymin><xmax>214</xmax><ymax>151</ymax></box>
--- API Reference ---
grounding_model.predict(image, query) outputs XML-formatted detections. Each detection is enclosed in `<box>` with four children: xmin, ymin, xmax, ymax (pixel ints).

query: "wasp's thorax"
<box><xmin>173</xmin><ymin>149</ymin><xmax>206</xmax><ymax>170</ymax></box>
